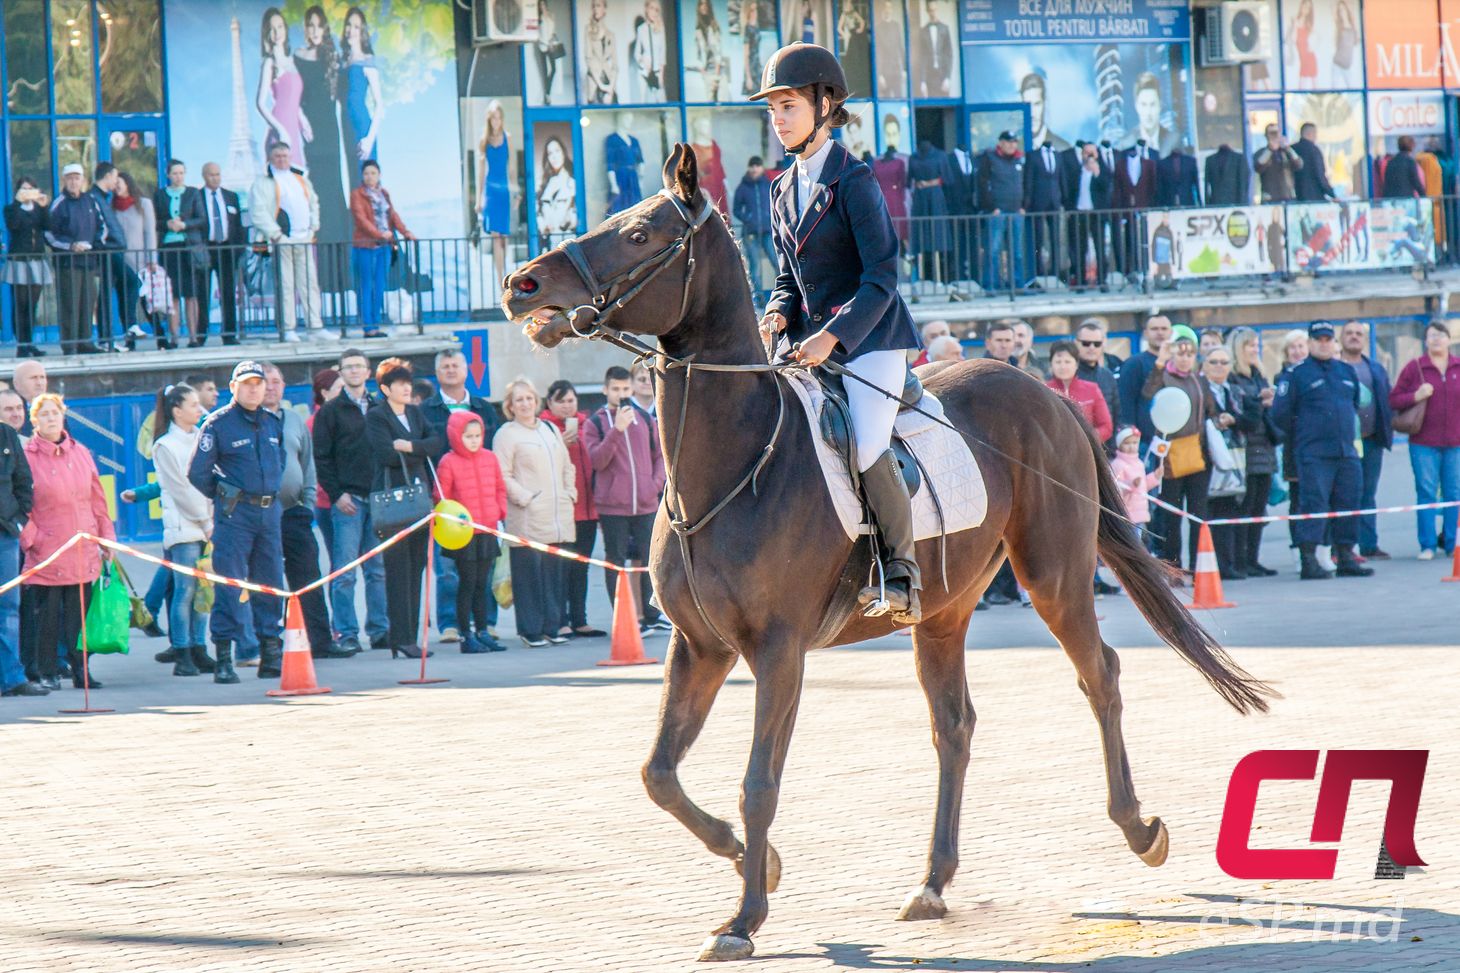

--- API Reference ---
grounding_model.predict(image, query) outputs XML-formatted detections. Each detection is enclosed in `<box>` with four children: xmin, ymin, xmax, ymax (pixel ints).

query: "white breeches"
<box><xmin>843</xmin><ymin>349</ymin><xmax>906</xmax><ymax>473</ymax></box>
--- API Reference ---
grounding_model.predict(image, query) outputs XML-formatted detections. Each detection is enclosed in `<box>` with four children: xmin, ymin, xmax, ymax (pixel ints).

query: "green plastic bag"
<box><xmin>79</xmin><ymin>560</ymin><xmax>131</xmax><ymax>655</ymax></box>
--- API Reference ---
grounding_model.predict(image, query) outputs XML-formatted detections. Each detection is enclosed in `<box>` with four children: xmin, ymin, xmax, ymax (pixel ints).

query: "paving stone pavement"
<box><xmin>0</xmin><ymin>481</ymin><xmax>1455</xmax><ymax>972</ymax></box>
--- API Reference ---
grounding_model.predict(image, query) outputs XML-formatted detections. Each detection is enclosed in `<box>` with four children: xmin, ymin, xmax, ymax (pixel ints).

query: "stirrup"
<box><xmin>859</xmin><ymin>557</ymin><xmax>891</xmax><ymax>617</ymax></box>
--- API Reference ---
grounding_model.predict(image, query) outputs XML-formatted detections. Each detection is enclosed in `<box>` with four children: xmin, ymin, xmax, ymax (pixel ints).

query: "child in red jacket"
<box><xmin>438</xmin><ymin>410</ymin><xmax>508</xmax><ymax>653</ymax></box>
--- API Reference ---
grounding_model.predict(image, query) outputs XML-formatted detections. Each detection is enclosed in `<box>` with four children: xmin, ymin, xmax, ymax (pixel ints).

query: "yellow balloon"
<box><xmin>433</xmin><ymin>499</ymin><xmax>475</xmax><ymax>550</ymax></box>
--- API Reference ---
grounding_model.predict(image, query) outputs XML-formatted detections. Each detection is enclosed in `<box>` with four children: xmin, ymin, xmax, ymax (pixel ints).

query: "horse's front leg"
<box><xmin>698</xmin><ymin>641</ymin><xmax>806</xmax><ymax>963</ymax></box>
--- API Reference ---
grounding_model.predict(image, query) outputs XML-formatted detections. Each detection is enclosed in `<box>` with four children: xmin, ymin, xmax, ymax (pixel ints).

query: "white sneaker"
<box><xmin>281</xmin><ymin>330</ymin><xmax>302</xmax><ymax>343</ymax></box>
<box><xmin>309</xmin><ymin>326</ymin><xmax>338</xmax><ymax>340</ymax></box>
<box><xmin>440</xmin><ymin>627</ymin><xmax>461</xmax><ymax>643</ymax></box>
<box><xmin>1418</xmin><ymin>548</ymin><xmax>1436</xmax><ymax>561</ymax></box>
<box><xmin>1316</xmin><ymin>545</ymin><xmax>1336</xmax><ymax>572</ymax></box>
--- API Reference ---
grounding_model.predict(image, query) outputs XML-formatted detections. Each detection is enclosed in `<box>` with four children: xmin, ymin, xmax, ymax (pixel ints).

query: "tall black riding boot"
<box><xmin>857</xmin><ymin>449</ymin><xmax>923</xmax><ymax>624</ymax></box>
<box><xmin>1299</xmin><ymin>544</ymin><xmax>1333</xmax><ymax>580</ymax></box>
<box><xmin>213</xmin><ymin>641</ymin><xmax>240</xmax><ymax>684</ymax></box>
<box><xmin>257</xmin><ymin>636</ymin><xmax>284</xmax><ymax>679</ymax></box>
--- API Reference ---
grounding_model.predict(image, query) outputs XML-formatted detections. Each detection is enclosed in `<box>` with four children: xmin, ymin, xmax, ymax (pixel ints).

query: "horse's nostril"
<box><xmin>516</xmin><ymin>276</ymin><xmax>539</xmax><ymax>294</ymax></box>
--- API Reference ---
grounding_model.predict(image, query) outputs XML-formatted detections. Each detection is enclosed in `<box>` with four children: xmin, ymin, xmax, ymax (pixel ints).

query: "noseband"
<box><xmin>558</xmin><ymin>188</ymin><xmax>717</xmax><ymax>355</ymax></box>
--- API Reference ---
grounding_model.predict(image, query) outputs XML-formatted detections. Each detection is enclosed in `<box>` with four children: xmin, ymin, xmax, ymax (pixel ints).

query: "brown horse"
<box><xmin>504</xmin><ymin>144</ymin><xmax>1274</xmax><ymax>962</ymax></box>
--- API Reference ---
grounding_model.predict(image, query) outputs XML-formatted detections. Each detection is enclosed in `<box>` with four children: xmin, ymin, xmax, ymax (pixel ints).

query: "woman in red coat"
<box><xmin>1046</xmin><ymin>341</ymin><xmax>1113</xmax><ymax>443</ymax></box>
<box><xmin>542</xmin><ymin>380</ymin><xmax>604</xmax><ymax>638</ymax></box>
<box><xmin>437</xmin><ymin>410</ymin><xmax>508</xmax><ymax>653</ymax></box>
<box><xmin>20</xmin><ymin>394</ymin><xmax>116</xmax><ymax>689</ymax></box>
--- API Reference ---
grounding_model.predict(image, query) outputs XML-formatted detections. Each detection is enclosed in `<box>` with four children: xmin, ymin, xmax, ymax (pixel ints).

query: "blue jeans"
<box><xmin>352</xmin><ymin>245</ymin><xmax>391</xmax><ymax>327</ymax></box>
<box><xmin>1409</xmin><ymin>443</ymin><xmax>1460</xmax><ymax>552</ymax></box>
<box><xmin>0</xmin><ymin>535</ymin><xmax>24</xmax><ymax>691</ymax></box>
<box><xmin>164</xmin><ymin>542</ymin><xmax>209</xmax><ymax>650</ymax></box>
<box><xmin>329</xmin><ymin>500</ymin><xmax>389</xmax><ymax>643</ymax></box>
<box><xmin>1358</xmin><ymin>436</ymin><xmax>1386</xmax><ymax>551</ymax></box>
<box><xmin>741</xmin><ymin>231</ymin><xmax>777</xmax><ymax>295</ymax></box>
<box><xmin>981</xmin><ymin>213</ymin><xmax>1027</xmax><ymax>292</ymax></box>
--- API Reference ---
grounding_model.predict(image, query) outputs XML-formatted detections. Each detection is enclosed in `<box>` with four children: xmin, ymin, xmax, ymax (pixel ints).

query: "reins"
<box><xmin>545</xmin><ymin>187</ymin><xmax>1140</xmax><ymax>644</ymax></box>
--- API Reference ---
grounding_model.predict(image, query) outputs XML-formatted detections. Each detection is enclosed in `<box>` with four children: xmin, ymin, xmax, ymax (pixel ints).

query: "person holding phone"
<box><xmin>583</xmin><ymin>366</ymin><xmax>666</xmax><ymax>637</ymax></box>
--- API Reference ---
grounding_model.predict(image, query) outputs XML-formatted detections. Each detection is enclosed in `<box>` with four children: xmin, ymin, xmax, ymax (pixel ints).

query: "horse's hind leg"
<box><xmin>897</xmin><ymin>603</ymin><xmax>977</xmax><ymax>921</ymax></box>
<box><xmin>642</xmin><ymin>631</ymin><xmax>760</xmax><ymax>875</ymax></box>
<box><xmin>1013</xmin><ymin>545</ymin><xmax>1168</xmax><ymax>866</ymax></box>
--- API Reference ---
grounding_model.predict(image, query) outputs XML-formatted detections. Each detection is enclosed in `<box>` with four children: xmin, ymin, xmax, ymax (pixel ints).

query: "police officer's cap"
<box><xmin>230</xmin><ymin>360</ymin><xmax>266</xmax><ymax>383</ymax></box>
<box><xmin>1307</xmin><ymin>320</ymin><xmax>1336</xmax><ymax>338</ymax></box>
<box><xmin>748</xmin><ymin>44</ymin><xmax>848</xmax><ymax>102</ymax></box>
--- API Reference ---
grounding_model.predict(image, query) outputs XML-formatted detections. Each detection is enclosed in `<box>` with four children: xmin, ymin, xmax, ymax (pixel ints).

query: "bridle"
<box><xmin>547</xmin><ymin>187</ymin><xmax>789</xmax><ymax>648</ymax></box>
<box><xmin>558</xmin><ymin>187</ymin><xmax>719</xmax><ymax>356</ymax></box>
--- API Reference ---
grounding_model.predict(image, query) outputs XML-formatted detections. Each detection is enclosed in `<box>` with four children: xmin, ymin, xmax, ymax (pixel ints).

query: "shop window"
<box><xmin>1281</xmin><ymin>0</ymin><xmax>1364</xmax><ymax>90</ymax></box>
<box><xmin>780</xmin><ymin>0</ymin><xmax>833</xmax><ymax>48</ymax></box>
<box><xmin>677</xmin><ymin>0</ymin><xmax>775</xmax><ymax>102</ymax></box>
<box><xmin>839</xmin><ymin>99</ymin><xmax>875</xmax><ymax>162</ymax></box>
<box><xmin>579</xmin><ymin>107</ymin><xmax>675</xmax><ymax>224</ymax></box>
<box><xmin>878</xmin><ymin>101</ymin><xmax>910</xmax><ymax>156</ymax></box>
<box><xmin>99</xmin><ymin>0</ymin><xmax>164</xmax><ymax>114</ymax></box>
<box><xmin>872</xmin><ymin>0</ymin><xmax>907</xmax><ymax>99</ymax></box>
<box><xmin>528</xmin><ymin>0</ymin><xmax>577</xmax><ymax>106</ymax></box>
<box><xmin>530</xmin><ymin>118</ymin><xmax>579</xmax><ymax>249</ymax></box>
<box><xmin>566</xmin><ymin>0</ymin><xmax>682</xmax><ymax>106</ymax></box>
<box><xmin>7</xmin><ymin>120</ymin><xmax>54</xmax><ymax>196</ymax></box>
<box><xmin>4</xmin><ymin>0</ymin><xmax>50</xmax><ymax>115</ymax></box>
<box><xmin>50</xmin><ymin>0</ymin><xmax>96</xmax><ymax>115</ymax></box>
<box><xmin>687</xmin><ymin>106</ymin><xmax>777</xmax><ymax>214</ymax></box>
<box><xmin>836</xmin><ymin>0</ymin><xmax>872</xmax><ymax>98</ymax></box>
<box><xmin>1284</xmin><ymin>91</ymin><xmax>1365</xmax><ymax>196</ymax></box>
<box><xmin>55</xmin><ymin>118</ymin><xmax>96</xmax><ymax>176</ymax></box>
<box><xmin>908</xmin><ymin>0</ymin><xmax>958</xmax><ymax>100</ymax></box>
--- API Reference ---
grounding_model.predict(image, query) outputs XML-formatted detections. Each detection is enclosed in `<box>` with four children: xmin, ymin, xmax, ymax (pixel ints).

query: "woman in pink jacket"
<box><xmin>20</xmin><ymin>394</ymin><xmax>116</xmax><ymax>690</ymax></box>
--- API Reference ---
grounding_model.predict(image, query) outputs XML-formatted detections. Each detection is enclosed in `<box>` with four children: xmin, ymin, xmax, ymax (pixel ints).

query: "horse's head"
<box><xmin>504</xmin><ymin>142</ymin><xmax>720</xmax><ymax>349</ymax></box>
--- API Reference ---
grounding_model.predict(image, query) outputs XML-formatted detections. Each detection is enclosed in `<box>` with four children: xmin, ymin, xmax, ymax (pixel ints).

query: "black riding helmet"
<box><xmin>749</xmin><ymin>43</ymin><xmax>849</xmax><ymax>154</ymax></box>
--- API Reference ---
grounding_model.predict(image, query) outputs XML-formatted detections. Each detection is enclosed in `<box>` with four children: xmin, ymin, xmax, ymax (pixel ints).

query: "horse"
<box><xmin>503</xmin><ymin>144</ymin><xmax>1274</xmax><ymax>962</ymax></box>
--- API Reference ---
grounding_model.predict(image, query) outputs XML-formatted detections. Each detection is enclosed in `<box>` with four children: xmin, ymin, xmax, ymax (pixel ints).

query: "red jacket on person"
<box><xmin>436</xmin><ymin>411</ymin><xmax>507</xmax><ymax>529</ymax></box>
<box><xmin>1046</xmin><ymin>376</ymin><xmax>1114</xmax><ymax>443</ymax></box>
<box><xmin>540</xmin><ymin>409</ymin><xmax>597</xmax><ymax>522</ymax></box>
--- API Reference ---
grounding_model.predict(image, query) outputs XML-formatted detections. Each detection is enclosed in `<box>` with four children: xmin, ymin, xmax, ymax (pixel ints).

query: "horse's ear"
<box><xmin>662</xmin><ymin>142</ymin><xmax>699</xmax><ymax>204</ymax></box>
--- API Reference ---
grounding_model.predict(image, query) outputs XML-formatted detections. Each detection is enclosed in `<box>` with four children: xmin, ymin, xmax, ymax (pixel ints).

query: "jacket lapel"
<box><xmin>774</xmin><ymin>170</ymin><xmax>798</xmax><ymax>251</ymax></box>
<box><xmin>794</xmin><ymin>142</ymin><xmax>850</xmax><ymax>252</ymax></box>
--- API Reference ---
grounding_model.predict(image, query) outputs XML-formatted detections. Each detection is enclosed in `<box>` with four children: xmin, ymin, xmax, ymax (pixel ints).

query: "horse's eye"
<box><xmin>629</xmin><ymin>230</ymin><xmax>648</xmax><ymax>245</ymax></box>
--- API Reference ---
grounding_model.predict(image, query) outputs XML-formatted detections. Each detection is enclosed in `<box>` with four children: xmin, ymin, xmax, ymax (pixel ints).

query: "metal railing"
<box><xmin>1</xmin><ymin>196</ymin><xmax>1454</xmax><ymax>352</ymax></box>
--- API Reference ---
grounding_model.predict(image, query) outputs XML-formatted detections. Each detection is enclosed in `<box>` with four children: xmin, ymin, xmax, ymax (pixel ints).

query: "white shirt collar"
<box><xmin>795</xmin><ymin>138</ymin><xmax>835</xmax><ymax>216</ymax></box>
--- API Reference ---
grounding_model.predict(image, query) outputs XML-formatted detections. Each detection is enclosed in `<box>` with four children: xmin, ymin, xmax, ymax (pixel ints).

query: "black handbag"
<box><xmin>369</xmin><ymin>454</ymin><xmax>435</xmax><ymax>541</ymax></box>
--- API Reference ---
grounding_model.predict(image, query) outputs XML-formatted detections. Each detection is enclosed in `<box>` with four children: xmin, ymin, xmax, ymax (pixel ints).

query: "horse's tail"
<box><xmin>1068</xmin><ymin>401</ymin><xmax>1277</xmax><ymax>715</ymax></box>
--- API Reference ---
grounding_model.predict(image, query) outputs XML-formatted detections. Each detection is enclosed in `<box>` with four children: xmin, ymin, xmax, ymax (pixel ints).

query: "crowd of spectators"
<box><xmin>0</xmin><ymin>311</ymin><xmax>1454</xmax><ymax>697</ymax></box>
<box><xmin>0</xmin><ymin>350</ymin><xmax>680</xmax><ymax>699</ymax></box>
<box><xmin>1</xmin><ymin>149</ymin><xmax>416</xmax><ymax>356</ymax></box>
<box><xmin>961</xmin><ymin>313</ymin><xmax>1459</xmax><ymax>607</ymax></box>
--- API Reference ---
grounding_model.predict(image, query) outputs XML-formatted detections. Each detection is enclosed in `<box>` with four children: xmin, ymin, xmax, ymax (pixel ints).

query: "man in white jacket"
<box><xmin>249</xmin><ymin>142</ymin><xmax>326</xmax><ymax>341</ymax></box>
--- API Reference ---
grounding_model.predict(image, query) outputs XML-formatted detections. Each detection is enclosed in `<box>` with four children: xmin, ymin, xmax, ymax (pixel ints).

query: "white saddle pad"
<box><xmin>785</xmin><ymin>371</ymin><xmax>987</xmax><ymax>542</ymax></box>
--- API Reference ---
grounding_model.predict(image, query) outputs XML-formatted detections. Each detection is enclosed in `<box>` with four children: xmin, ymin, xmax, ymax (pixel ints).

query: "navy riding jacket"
<box><xmin>765</xmin><ymin>140</ymin><xmax>920</xmax><ymax>364</ymax></box>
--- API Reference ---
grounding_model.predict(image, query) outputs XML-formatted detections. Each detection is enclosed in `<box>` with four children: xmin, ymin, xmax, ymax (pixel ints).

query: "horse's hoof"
<box><xmin>734</xmin><ymin>843</ymin><xmax>782</xmax><ymax>894</ymax></box>
<box><xmin>697</xmin><ymin>934</ymin><xmax>754</xmax><ymax>962</ymax></box>
<box><xmin>896</xmin><ymin>887</ymin><xmax>947</xmax><ymax>921</ymax></box>
<box><xmin>1138</xmin><ymin>817</ymin><xmax>1169</xmax><ymax>867</ymax></box>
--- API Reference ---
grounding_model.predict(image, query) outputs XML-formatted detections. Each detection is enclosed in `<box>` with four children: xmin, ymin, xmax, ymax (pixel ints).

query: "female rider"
<box><xmin>752</xmin><ymin>43</ymin><xmax>924</xmax><ymax>623</ymax></box>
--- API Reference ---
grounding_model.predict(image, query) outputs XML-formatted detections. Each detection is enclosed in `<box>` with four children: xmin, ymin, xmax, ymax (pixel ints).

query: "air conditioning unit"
<box><xmin>1200</xmin><ymin>2</ymin><xmax>1272</xmax><ymax>65</ymax></box>
<box><xmin>472</xmin><ymin>0</ymin><xmax>537</xmax><ymax>44</ymax></box>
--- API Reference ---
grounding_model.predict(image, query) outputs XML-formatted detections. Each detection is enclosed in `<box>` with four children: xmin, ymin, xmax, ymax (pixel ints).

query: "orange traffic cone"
<box><xmin>267</xmin><ymin>597</ymin><xmax>331</xmax><ymax>697</ymax></box>
<box><xmin>598</xmin><ymin>566</ymin><xmax>661</xmax><ymax>667</ymax></box>
<box><xmin>1444</xmin><ymin>544</ymin><xmax>1460</xmax><ymax>583</ymax></box>
<box><xmin>1187</xmin><ymin>523</ymin><xmax>1235</xmax><ymax>610</ymax></box>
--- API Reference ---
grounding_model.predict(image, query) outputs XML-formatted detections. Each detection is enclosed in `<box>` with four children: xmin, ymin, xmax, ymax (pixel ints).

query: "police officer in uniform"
<box><xmin>188</xmin><ymin>361</ymin><xmax>288</xmax><ymax>681</ymax></box>
<box><xmin>1271</xmin><ymin>321</ymin><xmax>1375</xmax><ymax>580</ymax></box>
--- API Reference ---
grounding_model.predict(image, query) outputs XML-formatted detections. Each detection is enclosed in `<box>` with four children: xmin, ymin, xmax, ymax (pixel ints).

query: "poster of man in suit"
<box><xmin>962</xmin><ymin>43</ymin><xmax>1192</xmax><ymax>156</ymax></box>
<box><xmin>911</xmin><ymin>0</ymin><xmax>957</xmax><ymax>98</ymax></box>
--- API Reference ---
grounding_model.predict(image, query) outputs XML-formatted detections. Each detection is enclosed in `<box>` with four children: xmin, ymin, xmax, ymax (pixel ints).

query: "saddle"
<box><xmin>815</xmin><ymin>366</ymin><xmax>924</xmax><ymax>497</ymax></box>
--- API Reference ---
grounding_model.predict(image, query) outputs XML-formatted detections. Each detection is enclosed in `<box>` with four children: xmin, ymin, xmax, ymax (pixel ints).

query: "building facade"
<box><xmin>4</xmin><ymin>0</ymin><xmax>1460</xmax><ymax>252</ymax></box>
